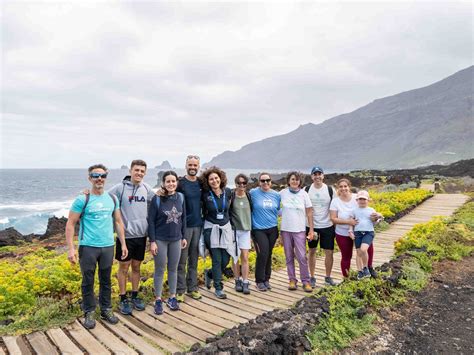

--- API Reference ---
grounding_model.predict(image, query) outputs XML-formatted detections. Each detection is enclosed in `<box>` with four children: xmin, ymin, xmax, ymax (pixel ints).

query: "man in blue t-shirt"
<box><xmin>175</xmin><ymin>155</ymin><xmax>204</xmax><ymax>301</ymax></box>
<box><xmin>66</xmin><ymin>164</ymin><xmax>127</xmax><ymax>330</ymax></box>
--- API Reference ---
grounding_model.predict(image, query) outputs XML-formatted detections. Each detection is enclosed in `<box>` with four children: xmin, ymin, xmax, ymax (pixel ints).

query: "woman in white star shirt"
<box><xmin>148</xmin><ymin>171</ymin><xmax>187</xmax><ymax>315</ymax></box>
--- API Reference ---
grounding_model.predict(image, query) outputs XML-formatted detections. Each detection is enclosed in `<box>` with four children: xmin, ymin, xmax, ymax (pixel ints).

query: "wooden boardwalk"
<box><xmin>0</xmin><ymin>193</ymin><xmax>468</xmax><ymax>354</ymax></box>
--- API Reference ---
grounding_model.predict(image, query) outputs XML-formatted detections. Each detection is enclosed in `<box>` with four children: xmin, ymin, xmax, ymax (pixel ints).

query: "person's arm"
<box><xmin>181</xmin><ymin>194</ymin><xmax>187</xmax><ymax>249</ymax></box>
<box><xmin>371</xmin><ymin>208</ymin><xmax>384</xmax><ymax>224</ymax></box>
<box><xmin>330</xmin><ymin>210</ymin><xmax>358</xmax><ymax>226</ymax></box>
<box><xmin>114</xmin><ymin>209</ymin><xmax>128</xmax><ymax>260</ymax></box>
<box><xmin>65</xmin><ymin>211</ymin><xmax>81</xmax><ymax>264</ymax></box>
<box><xmin>305</xmin><ymin>207</ymin><xmax>314</xmax><ymax>240</ymax></box>
<box><xmin>148</xmin><ymin>196</ymin><xmax>158</xmax><ymax>256</ymax></box>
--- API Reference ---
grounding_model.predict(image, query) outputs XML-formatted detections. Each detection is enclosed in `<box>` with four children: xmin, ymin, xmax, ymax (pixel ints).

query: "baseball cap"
<box><xmin>311</xmin><ymin>166</ymin><xmax>324</xmax><ymax>174</ymax></box>
<box><xmin>356</xmin><ymin>190</ymin><xmax>370</xmax><ymax>200</ymax></box>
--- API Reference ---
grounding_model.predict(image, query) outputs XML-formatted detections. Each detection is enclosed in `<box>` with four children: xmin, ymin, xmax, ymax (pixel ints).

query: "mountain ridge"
<box><xmin>206</xmin><ymin>66</ymin><xmax>473</xmax><ymax>170</ymax></box>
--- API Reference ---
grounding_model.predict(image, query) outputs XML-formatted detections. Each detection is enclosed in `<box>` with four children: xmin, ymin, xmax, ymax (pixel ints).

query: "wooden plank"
<box><xmin>88</xmin><ymin>321</ymin><xmax>138</xmax><ymax>355</ymax></box>
<box><xmin>222</xmin><ymin>281</ymin><xmax>296</xmax><ymax>305</ymax></box>
<box><xmin>101</xmin><ymin>321</ymin><xmax>163</xmax><ymax>355</ymax></box>
<box><xmin>145</xmin><ymin>307</ymin><xmax>213</xmax><ymax>342</ymax></box>
<box><xmin>178</xmin><ymin>302</ymin><xmax>238</xmax><ymax>328</ymax></box>
<box><xmin>219</xmin><ymin>283</ymin><xmax>286</xmax><ymax>309</ymax></box>
<box><xmin>133</xmin><ymin>312</ymin><xmax>199</xmax><ymax>347</ymax></box>
<box><xmin>2</xmin><ymin>336</ymin><xmax>32</xmax><ymax>355</ymax></box>
<box><xmin>160</xmin><ymin>305</ymin><xmax>224</xmax><ymax>334</ymax></box>
<box><xmin>198</xmin><ymin>288</ymin><xmax>263</xmax><ymax>315</ymax></box>
<box><xmin>196</xmin><ymin>292</ymin><xmax>256</xmax><ymax>319</ymax></box>
<box><xmin>183</xmin><ymin>297</ymin><xmax>249</xmax><ymax>323</ymax></box>
<box><xmin>26</xmin><ymin>332</ymin><xmax>59</xmax><ymax>355</ymax></box>
<box><xmin>46</xmin><ymin>328</ymin><xmax>83</xmax><ymax>354</ymax></box>
<box><xmin>115</xmin><ymin>313</ymin><xmax>183</xmax><ymax>353</ymax></box>
<box><xmin>65</xmin><ymin>320</ymin><xmax>110</xmax><ymax>354</ymax></box>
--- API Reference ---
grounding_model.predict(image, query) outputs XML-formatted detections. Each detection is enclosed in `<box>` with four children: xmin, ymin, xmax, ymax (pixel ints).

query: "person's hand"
<box><xmin>349</xmin><ymin>231</ymin><xmax>355</xmax><ymax>240</ymax></box>
<box><xmin>349</xmin><ymin>218</ymin><xmax>358</xmax><ymax>226</ymax></box>
<box><xmin>121</xmin><ymin>246</ymin><xmax>128</xmax><ymax>260</ymax></box>
<box><xmin>67</xmin><ymin>249</ymin><xmax>77</xmax><ymax>264</ymax></box>
<box><xmin>306</xmin><ymin>231</ymin><xmax>314</xmax><ymax>241</ymax></box>
<box><xmin>82</xmin><ymin>189</ymin><xmax>90</xmax><ymax>195</ymax></box>
<box><xmin>181</xmin><ymin>239</ymin><xmax>188</xmax><ymax>249</ymax></box>
<box><xmin>150</xmin><ymin>242</ymin><xmax>158</xmax><ymax>256</ymax></box>
<box><xmin>156</xmin><ymin>188</ymin><xmax>165</xmax><ymax>196</ymax></box>
<box><xmin>370</xmin><ymin>213</ymin><xmax>379</xmax><ymax>222</ymax></box>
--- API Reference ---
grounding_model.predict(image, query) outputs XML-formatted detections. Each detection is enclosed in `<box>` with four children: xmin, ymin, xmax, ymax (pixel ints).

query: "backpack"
<box><xmin>304</xmin><ymin>184</ymin><xmax>334</xmax><ymax>201</ymax></box>
<box><xmin>79</xmin><ymin>192</ymin><xmax>117</xmax><ymax>241</ymax></box>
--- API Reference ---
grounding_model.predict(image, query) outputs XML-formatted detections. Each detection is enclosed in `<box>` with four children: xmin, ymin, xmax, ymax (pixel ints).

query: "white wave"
<box><xmin>0</xmin><ymin>200</ymin><xmax>73</xmax><ymax>212</ymax></box>
<box><xmin>0</xmin><ymin>217</ymin><xmax>10</xmax><ymax>224</ymax></box>
<box><xmin>53</xmin><ymin>208</ymin><xmax>70</xmax><ymax>218</ymax></box>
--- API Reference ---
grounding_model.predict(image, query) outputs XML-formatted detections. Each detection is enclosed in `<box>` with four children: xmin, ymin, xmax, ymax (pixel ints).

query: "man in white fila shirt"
<box><xmin>304</xmin><ymin>166</ymin><xmax>336</xmax><ymax>287</ymax></box>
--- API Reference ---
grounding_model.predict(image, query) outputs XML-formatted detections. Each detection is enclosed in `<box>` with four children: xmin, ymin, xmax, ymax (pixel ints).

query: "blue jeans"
<box><xmin>354</xmin><ymin>231</ymin><xmax>374</xmax><ymax>249</ymax></box>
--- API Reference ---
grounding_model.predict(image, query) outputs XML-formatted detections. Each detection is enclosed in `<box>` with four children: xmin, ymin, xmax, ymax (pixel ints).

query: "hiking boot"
<box><xmin>100</xmin><ymin>310</ymin><xmax>119</xmax><ymax>325</ymax></box>
<box><xmin>235</xmin><ymin>279</ymin><xmax>244</xmax><ymax>292</ymax></box>
<box><xmin>264</xmin><ymin>281</ymin><xmax>272</xmax><ymax>290</ymax></box>
<box><xmin>357</xmin><ymin>271</ymin><xmax>365</xmax><ymax>280</ymax></box>
<box><xmin>256</xmin><ymin>283</ymin><xmax>267</xmax><ymax>292</ymax></box>
<box><xmin>83</xmin><ymin>312</ymin><xmax>96</xmax><ymax>329</ymax></box>
<box><xmin>368</xmin><ymin>267</ymin><xmax>378</xmax><ymax>278</ymax></box>
<box><xmin>187</xmin><ymin>291</ymin><xmax>202</xmax><ymax>300</ymax></box>
<box><xmin>176</xmin><ymin>293</ymin><xmax>185</xmax><ymax>303</ymax></box>
<box><xmin>204</xmin><ymin>269</ymin><xmax>212</xmax><ymax>289</ymax></box>
<box><xmin>154</xmin><ymin>299</ymin><xmax>163</xmax><ymax>315</ymax></box>
<box><xmin>310</xmin><ymin>276</ymin><xmax>317</xmax><ymax>288</ymax></box>
<box><xmin>166</xmin><ymin>297</ymin><xmax>180</xmax><ymax>311</ymax></box>
<box><xmin>325</xmin><ymin>277</ymin><xmax>336</xmax><ymax>286</ymax></box>
<box><xmin>288</xmin><ymin>280</ymin><xmax>297</xmax><ymax>290</ymax></box>
<box><xmin>363</xmin><ymin>267</ymin><xmax>371</xmax><ymax>279</ymax></box>
<box><xmin>215</xmin><ymin>289</ymin><xmax>227</xmax><ymax>299</ymax></box>
<box><xmin>303</xmin><ymin>283</ymin><xmax>313</xmax><ymax>293</ymax></box>
<box><xmin>119</xmin><ymin>298</ymin><xmax>133</xmax><ymax>315</ymax></box>
<box><xmin>242</xmin><ymin>282</ymin><xmax>250</xmax><ymax>295</ymax></box>
<box><xmin>131</xmin><ymin>297</ymin><xmax>146</xmax><ymax>311</ymax></box>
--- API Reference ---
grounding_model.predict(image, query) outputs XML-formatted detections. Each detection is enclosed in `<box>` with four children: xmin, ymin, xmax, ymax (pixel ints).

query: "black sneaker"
<box><xmin>256</xmin><ymin>282</ymin><xmax>267</xmax><ymax>292</ymax></box>
<box><xmin>310</xmin><ymin>276</ymin><xmax>317</xmax><ymax>288</ymax></box>
<box><xmin>368</xmin><ymin>267</ymin><xmax>378</xmax><ymax>278</ymax></box>
<box><xmin>131</xmin><ymin>297</ymin><xmax>146</xmax><ymax>311</ymax></box>
<box><xmin>325</xmin><ymin>276</ymin><xmax>336</xmax><ymax>286</ymax></box>
<box><xmin>357</xmin><ymin>271</ymin><xmax>365</xmax><ymax>280</ymax></box>
<box><xmin>205</xmin><ymin>269</ymin><xmax>212</xmax><ymax>289</ymax></box>
<box><xmin>235</xmin><ymin>279</ymin><xmax>243</xmax><ymax>292</ymax></box>
<box><xmin>119</xmin><ymin>298</ymin><xmax>133</xmax><ymax>315</ymax></box>
<box><xmin>215</xmin><ymin>289</ymin><xmax>227</xmax><ymax>299</ymax></box>
<box><xmin>264</xmin><ymin>281</ymin><xmax>272</xmax><ymax>290</ymax></box>
<box><xmin>154</xmin><ymin>299</ymin><xmax>163</xmax><ymax>315</ymax></box>
<box><xmin>242</xmin><ymin>282</ymin><xmax>250</xmax><ymax>295</ymax></box>
<box><xmin>83</xmin><ymin>312</ymin><xmax>96</xmax><ymax>329</ymax></box>
<box><xmin>362</xmin><ymin>267</ymin><xmax>371</xmax><ymax>279</ymax></box>
<box><xmin>166</xmin><ymin>297</ymin><xmax>180</xmax><ymax>311</ymax></box>
<box><xmin>100</xmin><ymin>310</ymin><xmax>119</xmax><ymax>325</ymax></box>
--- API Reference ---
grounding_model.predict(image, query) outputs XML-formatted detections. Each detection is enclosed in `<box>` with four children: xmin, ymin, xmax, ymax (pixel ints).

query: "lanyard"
<box><xmin>209</xmin><ymin>189</ymin><xmax>226</xmax><ymax>213</ymax></box>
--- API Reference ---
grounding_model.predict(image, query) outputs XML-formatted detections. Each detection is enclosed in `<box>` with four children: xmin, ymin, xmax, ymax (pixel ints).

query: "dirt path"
<box><xmin>350</xmin><ymin>255</ymin><xmax>474</xmax><ymax>354</ymax></box>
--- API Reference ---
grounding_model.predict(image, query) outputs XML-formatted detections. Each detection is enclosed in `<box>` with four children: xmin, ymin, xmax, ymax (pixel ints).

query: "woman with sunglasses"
<box><xmin>200</xmin><ymin>166</ymin><xmax>236</xmax><ymax>299</ymax></box>
<box><xmin>230</xmin><ymin>173</ymin><xmax>252</xmax><ymax>295</ymax></box>
<box><xmin>249</xmin><ymin>173</ymin><xmax>281</xmax><ymax>291</ymax></box>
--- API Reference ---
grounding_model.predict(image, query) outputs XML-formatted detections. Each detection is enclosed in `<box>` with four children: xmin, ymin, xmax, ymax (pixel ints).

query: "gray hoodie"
<box><xmin>108</xmin><ymin>176</ymin><xmax>155</xmax><ymax>239</ymax></box>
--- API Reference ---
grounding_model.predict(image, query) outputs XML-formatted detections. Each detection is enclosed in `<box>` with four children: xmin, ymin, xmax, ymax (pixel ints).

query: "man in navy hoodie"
<box><xmin>108</xmin><ymin>159</ymin><xmax>155</xmax><ymax>315</ymax></box>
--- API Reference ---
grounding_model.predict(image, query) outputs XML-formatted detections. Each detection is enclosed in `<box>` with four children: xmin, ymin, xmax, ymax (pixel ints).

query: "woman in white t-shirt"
<box><xmin>329</xmin><ymin>178</ymin><xmax>376</xmax><ymax>278</ymax></box>
<box><xmin>279</xmin><ymin>171</ymin><xmax>314</xmax><ymax>292</ymax></box>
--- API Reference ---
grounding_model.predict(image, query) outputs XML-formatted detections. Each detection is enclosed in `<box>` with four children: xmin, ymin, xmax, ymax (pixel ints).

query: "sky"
<box><xmin>1</xmin><ymin>1</ymin><xmax>472</xmax><ymax>169</ymax></box>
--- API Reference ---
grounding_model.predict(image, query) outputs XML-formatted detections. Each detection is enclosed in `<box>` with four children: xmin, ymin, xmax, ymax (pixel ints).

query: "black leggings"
<box><xmin>252</xmin><ymin>226</ymin><xmax>279</xmax><ymax>283</ymax></box>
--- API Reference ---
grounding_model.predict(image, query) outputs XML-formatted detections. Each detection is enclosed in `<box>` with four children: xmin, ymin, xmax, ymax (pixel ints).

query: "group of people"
<box><xmin>66</xmin><ymin>156</ymin><xmax>382</xmax><ymax>329</ymax></box>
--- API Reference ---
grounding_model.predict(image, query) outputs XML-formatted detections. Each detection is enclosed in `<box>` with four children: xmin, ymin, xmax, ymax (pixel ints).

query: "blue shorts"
<box><xmin>354</xmin><ymin>231</ymin><xmax>374</xmax><ymax>249</ymax></box>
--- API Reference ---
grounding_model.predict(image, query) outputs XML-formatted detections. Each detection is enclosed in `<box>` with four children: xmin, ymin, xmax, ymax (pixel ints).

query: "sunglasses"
<box><xmin>90</xmin><ymin>173</ymin><xmax>108</xmax><ymax>179</ymax></box>
<box><xmin>236</xmin><ymin>181</ymin><xmax>247</xmax><ymax>186</ymax></box>
<box><xmin>186</xmin><ymin>155</ymin><xmax>200</xmax><ymax>160</ymax></box>
<box><xmin>260</xmin><ymin>179</ymin><xmax>271</xmax><ymax>183</ymax></box>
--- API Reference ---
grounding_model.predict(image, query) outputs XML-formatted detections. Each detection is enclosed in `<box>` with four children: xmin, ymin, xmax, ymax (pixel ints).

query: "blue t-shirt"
<box><xmin>352</xmin><ymin>207</ymin><xmax>376</xmax><ymax>232</ymax></box>
<box><xmin>250</xmin><ymin>188</ymin><xmax>281</xmax><ymax>230</ymax></box>
<box><xmin>70</xmin><ymin>193</ymin><xmax>119</xmax><ymax>247</ymax></box>
<box><xmin>177</xmin><ymin>177</ymin><xmax>203</xmax><ymax>227</ymax></box>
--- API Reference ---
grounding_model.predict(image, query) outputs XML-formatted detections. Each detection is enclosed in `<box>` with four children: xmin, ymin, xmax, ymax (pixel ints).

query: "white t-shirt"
<box><xmin>280</xmin><ymin>188</ymin><xmax>312</xmax><ymax>233</ymax></box>
<box><xmin>307</xmin><ymin>183</ymin><xmax>333</xmax><ymax>228</ymax></box>
<box><xmin>352</xmin><ymin>207</ymin><xmax>376</xmax><ymax>232</ymax></box>
<box><xmin>329</xmin><ymin>194</ymin><xmax>358</xmax><ymax>237</ymax></box>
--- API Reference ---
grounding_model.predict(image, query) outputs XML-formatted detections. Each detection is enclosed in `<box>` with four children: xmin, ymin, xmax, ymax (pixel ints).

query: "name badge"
<box><xmin>216</xmin><ymin>213</ymin><xmax>224</xmax><ymax>220</ymax></box>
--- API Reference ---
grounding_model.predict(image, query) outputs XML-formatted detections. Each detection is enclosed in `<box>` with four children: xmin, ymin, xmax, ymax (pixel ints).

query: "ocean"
<box><xmin>0</xmin><ymin>168</ymin><xmax>284</xmax><ymax>235</ymax></box>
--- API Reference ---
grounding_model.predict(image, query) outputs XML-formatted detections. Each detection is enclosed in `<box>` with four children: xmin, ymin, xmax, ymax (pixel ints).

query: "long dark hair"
<box><xmin>161</xmin><ymin>170</ymin><xmax>179</xmax><ymax>196</ymax></box>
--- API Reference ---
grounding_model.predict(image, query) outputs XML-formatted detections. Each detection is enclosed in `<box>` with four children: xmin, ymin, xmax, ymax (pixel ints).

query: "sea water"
<box><xmin>0</xmin><ymin>168</ymin><xmax>284</xmax><ymax>235</ymax></box>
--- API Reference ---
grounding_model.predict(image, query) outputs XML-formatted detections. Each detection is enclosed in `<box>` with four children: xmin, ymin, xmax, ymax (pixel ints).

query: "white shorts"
<box><xmin>236</xmin><ymin>230</ymin><xmax>251</xmax><ymax>250</ymax></box>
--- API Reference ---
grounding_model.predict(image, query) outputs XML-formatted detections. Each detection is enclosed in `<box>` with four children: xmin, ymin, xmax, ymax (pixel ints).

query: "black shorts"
<box><xmin>306</xmin><ymin>225</ymin><xmax>336</xmax><ymax>250</ymax></box>
<box><xmin>115</xmin><ymin>237</ymin><xmax>147</xmax><ymax>262</ymax></box>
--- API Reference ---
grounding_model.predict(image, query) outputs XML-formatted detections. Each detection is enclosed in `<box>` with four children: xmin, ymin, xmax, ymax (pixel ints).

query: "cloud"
<box><xmin>1</xmin><ymin>1</ymin><xmax>472</xmax><ymax>168</ymax></box>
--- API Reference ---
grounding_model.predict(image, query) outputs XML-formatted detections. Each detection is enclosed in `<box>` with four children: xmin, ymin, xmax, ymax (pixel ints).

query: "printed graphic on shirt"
<box><xmin>285</xmin><ymin>196</ymin><xmax>301</xmax><ymax>209</ymax></box>
<box><xmin>263</xmin><ymin>199</ymin><xmax>273</xmax><ymax>208</ymax></box>
<box><xmin>310</xmin><ymin>192</ymin><xmax>326</xmax><ymax>208</ymax></box>
<box><xmin>127</xmin><ymin>195</ymin><xmax>146</xmax><ymax>203</ymax></box>
<box><xmin>164</xmin><ymin>207</ymin><xmax>182</xmax><ymax>224</ymax></box>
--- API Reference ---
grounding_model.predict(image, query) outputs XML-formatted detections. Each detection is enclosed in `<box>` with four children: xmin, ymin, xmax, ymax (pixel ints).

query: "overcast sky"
<box><xmin>1</xmin><ymin>1</ymin><xmax>472</xmax><ymax>169</ymax></box>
